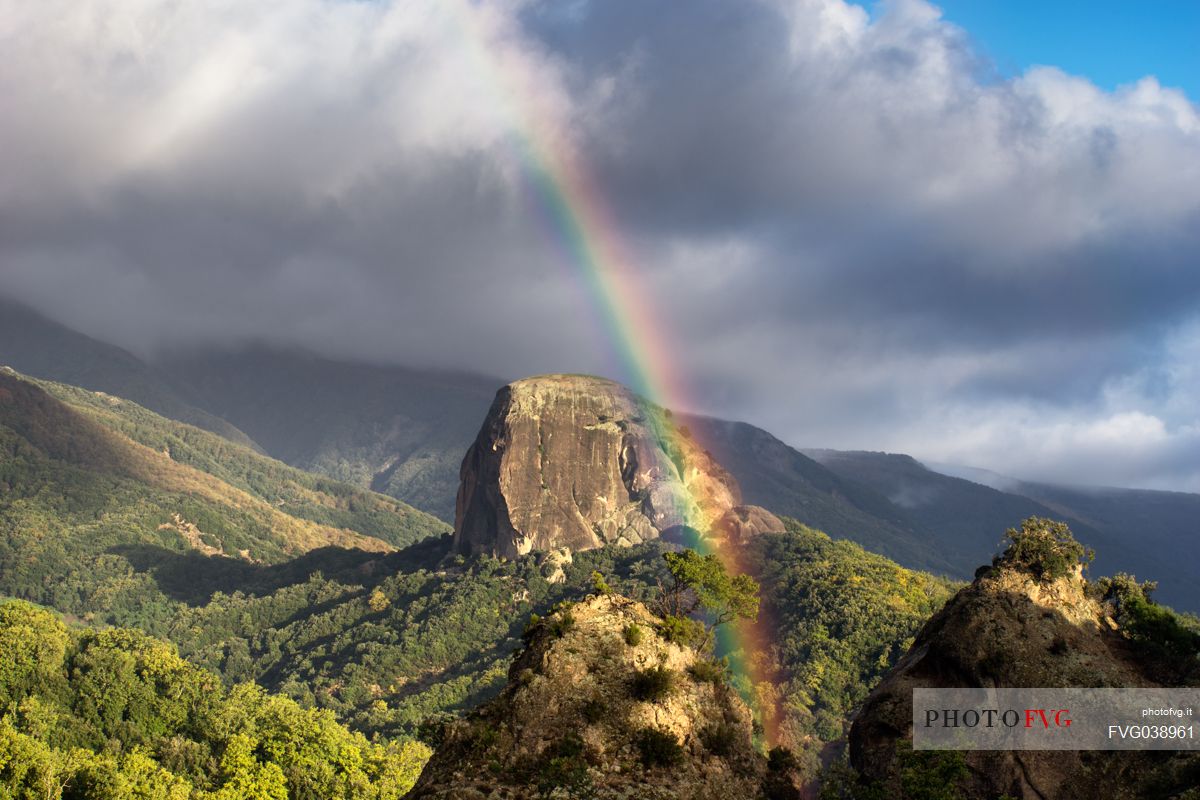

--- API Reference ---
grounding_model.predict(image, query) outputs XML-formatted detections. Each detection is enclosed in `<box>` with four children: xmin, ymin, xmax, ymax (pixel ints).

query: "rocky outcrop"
<box><xmin>849</xmin><ymin>564</ymin><xmax>1197</xmax><ymax>799</ymax></box>
<box><xmin>714</xmin><ymin>505</ymin><xmax>785</xmax><ymax>544</ymax></box>
<box><xmin>406</xmin><ymin>594</ymin><xmax>773</xmax><ymax>799</ymax></box>
<box><xmin>454</xmin><ymin>375</ymin><xmax>768</xmax><ymax>559</ymax></box>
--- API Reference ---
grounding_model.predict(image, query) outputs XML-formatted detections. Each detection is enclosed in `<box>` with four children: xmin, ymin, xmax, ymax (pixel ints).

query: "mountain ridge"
<box><xmin>0</xmin><ymin>367</ymin><xmax>448</xmax><ymax>629</ymax></box>
<box><xmin>6</xmin><ymin>296</ymin><xmax>1196</xmax><ymax>610</ymax></box>
<box><xmin>0</xmin><ymin>297</ymin><xmax>260</xmax><ymax>449</ymax></box>
<box><xmin>158</xmin><ymin>344</ymin><xmax>502</xmax><ymax>522</ymax></box>
<box><xmin>806</xmin><ymin>448</ymin><xmax>1200</xmax><ymax>610</ymax></box>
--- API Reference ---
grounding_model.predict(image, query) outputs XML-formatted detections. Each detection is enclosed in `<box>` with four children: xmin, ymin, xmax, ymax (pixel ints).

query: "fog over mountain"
<box><xmin>2</xmin><ymin>0</ymin><xmax>1198</xmax><ymax>491</ymax></box>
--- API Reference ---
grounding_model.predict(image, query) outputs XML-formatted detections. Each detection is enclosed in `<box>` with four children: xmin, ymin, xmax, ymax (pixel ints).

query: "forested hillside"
<box><xmin>0</xmin><ymin>369</ymin><xmax>447</xmax><ymax>630</ymax></box>
<box><xmin>102</xmin><ymin>523</ymin><xmax>956</xmax><ymax>769</ymax></box>
<box><xmin>747</xmin><ymin>520</ymin><xmax>957</xmax><ymax>773</ymax></box>
<box><xmin>5</xmin><ymin>303</ymin><xmax>1194</xmax><ymax>614</ymax></box>
<box><xmin>0</xmin><ymin>297</ymin><xmax>256</xmax><ymax>448</ymax></box>
<box><xmin>7</xmin><ymin>367</ymin><xmax>1186</xmax><ymax>796</ymax></box>
<box><xmin>809</xmin><ymin>449</ymin><xmax>1200</xmax><ymax>611</ymax></box>
<box><xmin>0</xmin><ymin>601</ymin><xmax>430</xmax><ymax>798</ymax></box>
<box><xmin>38</xmin><ymin>376</ymin><xmax>445</xmax><ymax>549</ymax></box>
<box><xmin>0</xmin><ymin>371</ymin><xmax>959</xmax><ymax>782</ymax></box>
<box><xmin>10</xmin><ymin>363</ymin><xmax>1186</xmax><ymax>795</ymax></box>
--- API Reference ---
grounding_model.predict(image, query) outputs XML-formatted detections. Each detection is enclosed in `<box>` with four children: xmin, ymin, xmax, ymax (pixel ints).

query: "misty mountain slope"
<box><xmin>0</xmin><ymin>368</ymin><xmax>447</xmax><ymax>626</ymax></box>
<box><xmin>0</xmin><ymin>296</ymin><xmax>258</xmax><ymax>449</ymax></box>
<box><xmin>810</xmin><ymin>449</ymin><xmax>1199</xmax><ymax>611</ymax></box>
<box><xmin>39</xmin><ymin>374</ymin><xmax>448</xmax><ymax>549</ymax></box>
<box><xmin>802</xmin><ymin>449</ymin><xmax>1096</xmax><ymax>571</ymax></box>
<box><xmin>7</xmin><ymin>303</ymin><xmax>1191</xmax><ymax>610</ymax></box>
<box><xmin>682</xmin><ymin>416</ymin><xmax>960</xmax><ymax>575</ymax></box>
<box><xmin>160</xmin><ymin>347</ymin><xmax>501</xmax><ymax>522</ymax></box>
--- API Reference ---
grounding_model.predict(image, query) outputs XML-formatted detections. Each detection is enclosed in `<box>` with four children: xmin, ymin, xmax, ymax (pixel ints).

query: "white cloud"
<box><xmin>1</xmin><ymin>0</ymin><xmax>1198</xmax><ymax>490</ymax></box>
<box><xmin>900</xmin><ymin>406</ymin><xmax>1200</xmax><ymax>492</ymax></box>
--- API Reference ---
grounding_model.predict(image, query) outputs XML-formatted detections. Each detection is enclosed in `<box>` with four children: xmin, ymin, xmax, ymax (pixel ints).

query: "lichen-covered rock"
<box><xmin>849</xmin><ymin>565</ymin><xmax>1198</xmax><ymax>799</ymax></box>
<box><xmin>453</xmin><ymin>375</ymin><xmax>741</xmax><ymax>559</ymax></box>
<box><xmin>406</xmin><ymin>595</ymin><xmax>768</xmax><ymax>800</ymax></box>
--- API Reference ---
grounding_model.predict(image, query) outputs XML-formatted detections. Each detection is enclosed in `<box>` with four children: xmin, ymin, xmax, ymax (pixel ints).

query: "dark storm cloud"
<box><xmin>1</xmin><ymin>0</ymin><xmax>1198</xmax><ymax>490</ymax></box>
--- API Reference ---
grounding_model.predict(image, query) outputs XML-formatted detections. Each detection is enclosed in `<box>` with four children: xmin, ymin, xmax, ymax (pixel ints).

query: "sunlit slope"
<box><xmin>0</xmin><ymin>296</ymin><xmax>258</xmax><ymax>448</ymax></box>
<box><xmin>0</xmin><ymin>600</ymin><xmax>431</xmax><ymax>798</ymax></box>
<box><xmin>0</xmin><ymin>369</ymin><xmax>448</xmax><ymax>618</ymax></box>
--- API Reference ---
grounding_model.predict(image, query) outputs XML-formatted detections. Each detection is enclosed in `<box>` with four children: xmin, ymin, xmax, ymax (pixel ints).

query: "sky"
<box><xmin>1</xmin><ymin>0</ymin><xmax>1198</xmax><ymax>492</ymax></box>
<box><xmin>927</xmin><ymin>0</ymin><xmax>1200</xmax><ymax>98</ymax></box>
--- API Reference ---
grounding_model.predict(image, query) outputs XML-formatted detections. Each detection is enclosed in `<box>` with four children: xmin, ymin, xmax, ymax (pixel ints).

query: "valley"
<box><xmin>0</xmin><ymin>308</ymin><xmax>1197</xmax><ymax>798</ymax></box>
<box><xmin>5</xmin><ymin>300</ymin><xmax>1196</xmax><ymax>610</ymax></box>
<box><xmin>6</xmin><ymin>1</ymin><xmax>1198</xmax><ymax>795</ymax></box>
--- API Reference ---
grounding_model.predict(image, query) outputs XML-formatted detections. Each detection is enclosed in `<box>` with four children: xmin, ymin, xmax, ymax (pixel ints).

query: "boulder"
<box><xmin>714</xmin><ymin>505</ymin><xmax>786</xmax><ymax>543</ymax></box>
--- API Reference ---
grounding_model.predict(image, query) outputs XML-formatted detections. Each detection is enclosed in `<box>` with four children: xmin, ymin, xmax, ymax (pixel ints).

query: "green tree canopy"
<box><xmin>993</xmin><ymin>517</ymin><xmax>1093</xmax><ymax>581</ymax></box>
<box><xmin>0</xmin><ymin>600</ymin><xmax>432</xmax><ymax>799</ymax></box>
<box><xmin>657</xmin><ymin>549</ymin><xmax>760</xmax><ymax>629</ymax></box>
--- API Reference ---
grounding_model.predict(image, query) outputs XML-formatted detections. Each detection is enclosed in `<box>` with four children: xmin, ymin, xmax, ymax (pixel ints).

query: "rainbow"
<box><xmin>449</xmin><ymin>1</ymin><xmax>782</xmax><ymax>746</ymax></box>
